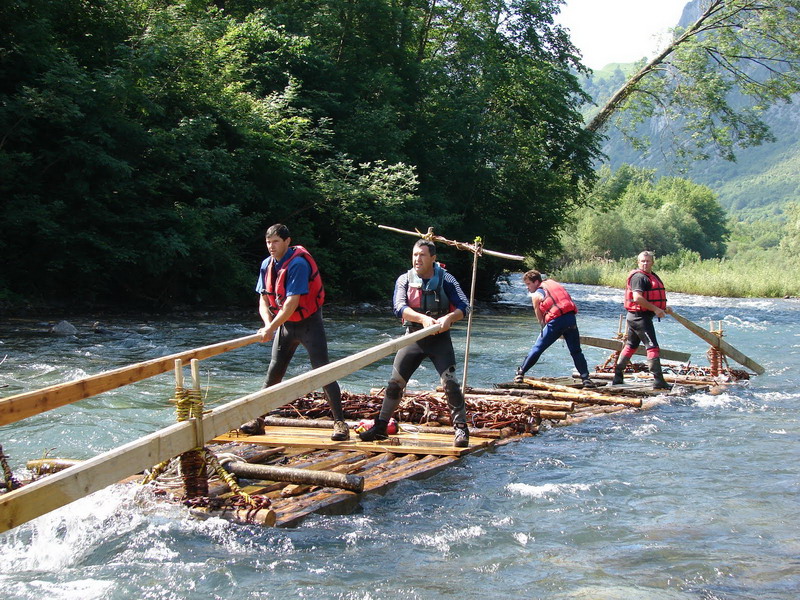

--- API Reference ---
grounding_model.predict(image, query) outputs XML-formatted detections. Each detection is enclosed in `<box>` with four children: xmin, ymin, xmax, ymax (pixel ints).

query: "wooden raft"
<box><xmin>180</xmin><ymin>425</ymin><xmax>494</xmax><ymax>528</ymax></box>
<box><xmin>185</xmin><ymin>379</ymin><xmax>652</xmax><ymax>527</ymax></box>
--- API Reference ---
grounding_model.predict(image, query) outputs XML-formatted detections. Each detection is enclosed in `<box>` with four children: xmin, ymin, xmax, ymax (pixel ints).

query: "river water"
<box><xmin>0</xmin><ymin>280</ymin><xmax>798</xmax><ymax>599</ymax></box>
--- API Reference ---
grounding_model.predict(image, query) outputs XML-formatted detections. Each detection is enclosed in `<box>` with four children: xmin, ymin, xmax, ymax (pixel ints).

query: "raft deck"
<box><xmin>159</xmin><ymin>374</ymin><xmax>717</xmax><ymax>528</ymax></box>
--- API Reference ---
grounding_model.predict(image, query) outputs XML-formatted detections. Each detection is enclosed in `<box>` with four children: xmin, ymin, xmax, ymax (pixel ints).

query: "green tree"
<box><xmin>779</xmin><ymin>202</ymin><xmax>800</xmax><ymax>256</ymax></box>
<box><xmin>587</xmin><ymin>0</ymin><xmax>800</xmax><ymax>163</ymax></box>
<box><xmin>560</xmin><ymin>165</ymin><xmax>729</xmax><ymax>261</ymax></box>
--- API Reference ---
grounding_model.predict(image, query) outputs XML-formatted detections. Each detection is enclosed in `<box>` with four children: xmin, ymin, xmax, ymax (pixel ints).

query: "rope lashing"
<box><xmin>202</xmin><ymin>450</ymin><xmax>268</xmax><ymax>509</ymax></box>
<box><xmin>142</xmin><ymin>382</ymin><xmax>269</xmax><ymax>509</ymax></box>
<box><xmin>0</xmin><ymin>444</ymin><xmax>21</xmax><ymax>491</ymax></box>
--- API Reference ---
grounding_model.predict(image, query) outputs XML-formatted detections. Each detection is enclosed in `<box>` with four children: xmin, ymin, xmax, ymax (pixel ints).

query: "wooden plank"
<box><xmin>362</xmin><ymin>455</ymin><xmax>460</xmax><ymax>492</ymax></box>
<box><xmin>580</xmin><ymin>336</ymin><xmax>691</xmax><ymax>363</ymax></box>
<box><xmin>0</xmin><ymin>333</ymin><xmax>261</xmax><ymax>426</ymax></box>
<box><xmin>0</xmin><ymin>419</ymin><xmax>198</xmax><ymax>534</ymax></box>
<box><xmin>0</xmin><ymin>325</ymin><xmax>441</xmax><ymax>534</ymax></box>
<box><xmin>669</xmin><ymin>311</ymin><xmax>765</xmax><ymax>375</ymax></box>
<box><xmin>213</xmin><ymin>429</ymin><xmax>486</xmax><ymax>456</ymax></box>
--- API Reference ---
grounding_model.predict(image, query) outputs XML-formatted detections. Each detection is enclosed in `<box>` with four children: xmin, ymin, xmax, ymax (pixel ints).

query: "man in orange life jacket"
<box><xmin>514</xmin><ymin>270</ymin><xmax>596</xmax><ymax>388</ymax></box>
<box><xmin>613</xmin><ymin>250</ymin><xmax>672</xmax><ymax>389</ymax></box>
<box><xmin>358</xmin><ymin>239</ymin><xmax>472</xmax><ymax>447</ymax></box>
<box><xmin>239</xmin><ymin>224</ymin><xmax>349</xmax><ymax>441</ymax></box>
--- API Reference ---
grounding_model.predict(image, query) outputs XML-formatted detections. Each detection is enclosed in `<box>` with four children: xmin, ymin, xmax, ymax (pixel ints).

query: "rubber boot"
<box><xmin>453</xmin><ymin>423</ymin><xmax>469</xmax><ymax>448</ymax></box>
<box><xmin>648</xmin><ymin>357</ymin><xmax>672</xmax><ymax>390</ymax></box>
<box><xmin>358</xmin><ymin>418</ymin><xmax>389</xmax><ymax>442</ymax></box>
<box><xmin>612</xmin><ymin>355</ymin><xmax>630</xmax><ymax>385</ymax></box>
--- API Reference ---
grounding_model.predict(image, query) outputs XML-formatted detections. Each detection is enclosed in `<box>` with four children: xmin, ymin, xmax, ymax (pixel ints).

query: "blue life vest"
<box><xmin>405</xmin><ymin>263</ymin><xmax>451</xmax><ymax>322</ymax></box>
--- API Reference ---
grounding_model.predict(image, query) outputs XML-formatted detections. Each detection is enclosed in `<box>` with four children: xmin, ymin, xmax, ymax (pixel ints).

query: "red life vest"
<box><xmin>624</xmin><ymin>269</ymin><xmax>667</xmax><ymax>312</ymax></box>
<box><xmin>538</xmin><ymin>279</ymin><xmax>578</xmax><ymax>324</ymax></box>
<box><xmin>264</xmin><ymin>246</ymin><xmax>325</xmax><ymax>322</ymax></box>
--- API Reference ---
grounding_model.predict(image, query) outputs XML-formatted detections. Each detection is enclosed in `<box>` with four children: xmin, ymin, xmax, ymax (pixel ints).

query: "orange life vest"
<box><xmin>624</xmin><ymin>269</ymin><xmax>667</xmax><ymax>312</ymax></box>
<box><xmin>264</xmin><ymin>246</ymin><xmax>325</xmax><ymax>322</ymax></box>
<box><xmin>538</xmin><ymin>279</ymin><xmax>578</xmax><ymax>324</ymax></box>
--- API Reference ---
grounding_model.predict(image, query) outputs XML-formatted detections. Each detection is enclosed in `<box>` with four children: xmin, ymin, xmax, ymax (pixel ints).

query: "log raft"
<box><xmin>151</xmin><ymin>374</ymin><xmax>692</xmax><ymax>528</ymax></box>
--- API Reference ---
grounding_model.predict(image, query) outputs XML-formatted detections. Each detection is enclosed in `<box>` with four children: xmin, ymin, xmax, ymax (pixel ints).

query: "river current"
<box><xmin>0</xmin><ymin>280</ymin><xmax>798</xmax><ymax>599</ymax></box>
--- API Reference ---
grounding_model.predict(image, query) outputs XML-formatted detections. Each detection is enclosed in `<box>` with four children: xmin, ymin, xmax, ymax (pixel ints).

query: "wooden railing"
<box><xmin>0</xmin><ymin>325</ymin><xmax>441</xmax><ymax>534</ymax></box>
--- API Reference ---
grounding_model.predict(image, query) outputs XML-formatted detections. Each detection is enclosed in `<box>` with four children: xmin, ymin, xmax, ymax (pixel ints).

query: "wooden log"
<box><xmin>521</xmin><ymin>379</ymin><xmax>642</xmax><ymax>407</ymax></box>
<box><xmin>588</xmin><ymin>371</ymin><xmax>717</xmax><ymax>388</ymax></box>
<box><xmin>225</xmin><ymin>462</ymin><xmax>365</xmax><ymax>493</ymax></box>
<box><xmin>0</xmin><ymin>324</ymin><xmax>441</xmax><ymax>534</ymax></box>
<box><xmin>670</xmin><ymin>311</ymin><xmax>765</xmax><ymax>375</ymax></box>
<box><xmin>191</xmin><ymin>504</ymin><xmax>277</xmax><ymax>527</ymax></box>
<box><xmin>377</xmin><ymin>224</ymin><xmax>524</xmax><ymax>261</ymax></box>
<box><xmin>402</xmin><ymin>389</ymin><xmax>575</xmax><ymax>412</ymax></box>
<box><xmin>25</xmin><ymin>458</ymin><xmax>83</xmax><ymax>475</ymax></box>
<box><xmin>539</xmin><ymin>410</ymin><xmax>568</xmax><ymax>421</ymax></box>
<box><xmin>0</xmin><ymin>333</ymin><xmax>261</xmax><ymax>427</ymax></box>
<box><xmin>580</xmin><ymin>336</ymin><xmax>691</xmax><ymax>363</ymax></box>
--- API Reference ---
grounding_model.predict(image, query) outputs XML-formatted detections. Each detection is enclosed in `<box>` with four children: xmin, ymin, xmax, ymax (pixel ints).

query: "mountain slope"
<box><xmin>582</xmin><ymin>0</ymin><xmax>800</xmax><ymax>220</ymax></box>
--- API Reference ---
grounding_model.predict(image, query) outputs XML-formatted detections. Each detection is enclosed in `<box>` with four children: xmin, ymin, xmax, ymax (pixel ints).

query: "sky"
<box><xmin>556</xmin><ymin>0</ymin><xmax>690</xmax><ymax>70</ymax></box>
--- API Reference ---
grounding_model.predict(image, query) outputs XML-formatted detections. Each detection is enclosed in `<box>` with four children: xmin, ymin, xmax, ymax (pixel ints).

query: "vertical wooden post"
<box><xmin>461</xmin><ymin>241</ymin><xmax>482</xmax><ymax>391</ymax></box>
<box><xmin>177</xmin><ymin>358</ymin><xmax>208</xmax><ymax>498</ymax></box>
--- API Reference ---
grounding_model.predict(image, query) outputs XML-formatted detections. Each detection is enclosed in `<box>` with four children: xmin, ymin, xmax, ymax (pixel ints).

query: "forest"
<box><xmin>0</xmin><ymin>0</ymin><xmax>601</xmax><ymax>309</ymax></box>
<box><xmin>3</xmin><ymin>0</ymin><xmax>800</xmax><ymax>310</ymax></box>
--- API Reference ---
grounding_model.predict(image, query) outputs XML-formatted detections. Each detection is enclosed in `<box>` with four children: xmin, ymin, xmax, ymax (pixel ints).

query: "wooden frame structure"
<box><xmin>0</xmin><ymin>324</ymin><xmax>443</xmax><ymax>533</ymax></box>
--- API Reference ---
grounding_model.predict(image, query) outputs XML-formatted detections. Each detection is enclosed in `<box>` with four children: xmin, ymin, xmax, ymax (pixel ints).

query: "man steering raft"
<box><xmin>359</xmin><ymin>239</ymin><xmax>472</xmax><ymax>447</ymax></box>
<box><xmin>514</xmin><ymin>270</ymin><xmax>596</xmax><ymax>388</ymax></box>
<box><xmin>613</xmin><ymin>250</ymin><xmax>673</xmax><ymax>390</ymax></box>
<box><xmin>240</xmin><ymin>223</ymin><xmax>349</xmax><ymax>441</ymax></box>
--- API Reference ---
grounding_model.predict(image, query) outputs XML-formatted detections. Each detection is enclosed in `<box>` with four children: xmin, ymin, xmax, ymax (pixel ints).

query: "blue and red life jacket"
<box><xmin>264</xmin><ymin>246</ymin><xmax>325</xmax><ymax>322</ymax></box>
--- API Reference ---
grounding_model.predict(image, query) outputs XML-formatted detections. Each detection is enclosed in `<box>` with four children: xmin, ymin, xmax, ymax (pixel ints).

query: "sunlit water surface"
<box><xmin>1</xmin><ymin>281</ymin><xmax>798</xmax><ymax>599</ymax></box>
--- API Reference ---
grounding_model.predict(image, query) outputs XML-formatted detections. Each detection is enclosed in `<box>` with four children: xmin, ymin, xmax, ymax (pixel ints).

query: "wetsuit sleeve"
<box><xmin>255</xmin><ymin>258</ymin><xmax>271</xmax><ymax>294</ymax></box>
<box><xmin>629</xmin><ymin>272</ymin><xmax>650</xmax><ymax>294</ymax></box>
<box><xmin>443</xmin><ymin>272</ymin><xmax>471</xmax><ymax>315</ymax></box>
<box><xmin>283</xmin><ymin>256</ymin><xmax>311</xmax><ymax>296</ymax></box>
<box><xmin>392</xmin><ymin>273</ymin><xmax>410</xmax><ymax>318</ymax></box>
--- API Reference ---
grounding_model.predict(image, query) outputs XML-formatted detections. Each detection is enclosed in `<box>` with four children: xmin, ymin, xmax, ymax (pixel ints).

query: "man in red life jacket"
<box><xmin>514</xmin><ymin>270</ymin><xmax>596</xmax><ymax>388</ymax></box>
<box><xmin>613</xmin><ymin>250</ymin><xmax>673</xmax><ymax>389</ymax></box>
<box><xmin>358</xmin><ymin>239</ymin><xmax>472</xmax><ymax>447</ymax></box>
<box><xmin>239</xmin><ymin>224</ymin><xmax>349</xmax><ymax>441</ymax></box>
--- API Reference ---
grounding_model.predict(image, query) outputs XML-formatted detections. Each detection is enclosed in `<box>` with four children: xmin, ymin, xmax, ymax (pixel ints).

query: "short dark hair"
<box><xmin>266</xmin><ymin>223</ymin><xmax>290</xmax><ymax>240</ymax></box>
<box><xmin>414</xmin><ymin>238</ymin><xmax>437</xmax><ymax>256</ymax></box>
<box><xmin>523</xmin><ymin>269</ymin><xmax>542</xmax><ymax>284</ymax></box>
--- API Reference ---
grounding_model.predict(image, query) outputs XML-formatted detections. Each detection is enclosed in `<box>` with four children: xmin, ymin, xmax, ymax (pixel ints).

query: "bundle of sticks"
<box><xmin>271</xmin><ymin>390</ymin><xmax>541</xmax><ymax>433</ymax></box>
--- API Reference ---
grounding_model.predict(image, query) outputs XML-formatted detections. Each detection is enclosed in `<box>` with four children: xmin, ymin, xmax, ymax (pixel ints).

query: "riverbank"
<box><xmin>556</xmin><ymin>254</ymin><xmax>800</xmax><ymax>298</ymax></box>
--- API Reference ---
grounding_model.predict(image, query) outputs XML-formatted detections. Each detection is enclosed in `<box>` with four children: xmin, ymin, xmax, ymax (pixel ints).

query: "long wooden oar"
<box><xmin>580</xmin><ymin>336</ymin><xmax>691</xmax><ymax>363</ymax></box>
<box><xmin>670</xmin><ymin>310</ymin><xmax>765</xmax><ymax>375</ymax></box>
<box><xmin>0</xmin><ymin>334</ymin><xmax>262</xmax><ymax>427</ymax></box>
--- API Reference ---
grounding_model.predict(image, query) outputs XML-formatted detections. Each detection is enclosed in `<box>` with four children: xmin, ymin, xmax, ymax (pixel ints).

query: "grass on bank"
<box><xmin>555</xmin><ymin>251</ymin><xmax>800</xmax><ymax>298</ymax></box>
